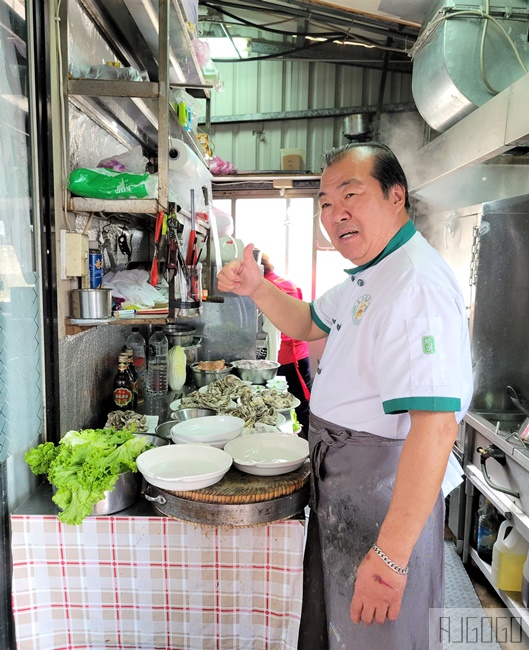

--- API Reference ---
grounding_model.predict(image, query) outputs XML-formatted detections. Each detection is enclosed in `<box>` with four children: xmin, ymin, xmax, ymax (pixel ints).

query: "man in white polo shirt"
<box><xmin>217</xmin><ymin>142</ymin><xmax>473</xmax><ymax>650</ymax></box>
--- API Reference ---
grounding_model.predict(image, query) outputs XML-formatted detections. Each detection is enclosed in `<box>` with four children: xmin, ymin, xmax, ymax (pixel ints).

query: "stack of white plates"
<box><xmin>170</xmin><ymin>415</ymin><xmax>245</xmax><ymax>448</ymax></box>
<box><xmin>136</xmin><ymin>444</ymin><xmax>233</xmax><ymax>491</ymax></box>
<box><xmin>224</xmin><ymin>432</ymin><xmax>309</xmax><ymax>476</ymax></box>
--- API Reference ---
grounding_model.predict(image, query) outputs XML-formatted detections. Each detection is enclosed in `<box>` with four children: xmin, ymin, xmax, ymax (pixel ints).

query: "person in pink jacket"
<box><xmin>261</xmin><ymin>253</ymin><xmax>312</xmax><ymax>438</ymax></box>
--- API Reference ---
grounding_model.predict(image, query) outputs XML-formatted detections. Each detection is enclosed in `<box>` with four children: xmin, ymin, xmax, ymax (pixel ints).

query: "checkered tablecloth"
<box><xmin>11</xmin><ymin>515</ymin><xmax>305</xmax><ymax>650</ymax></box>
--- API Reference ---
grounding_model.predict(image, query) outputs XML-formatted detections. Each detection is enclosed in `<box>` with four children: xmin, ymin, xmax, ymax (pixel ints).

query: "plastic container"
<box><xmin>476</xmin><ymin>500</ymin><xmax>500</xmax><ymax>564</ymax></box>
<box><xmin>146</xmin><ymin>326</ymin><xmax>168</xmax><ymax>396</ymax></box>
<box><xmin>522</xmin><ymin>550</ymin><xmax>529</xmax><ymax>607</ymax></box>
<box><xmin>491</xmin><ymin>520</ymin><xmax>529</xmax><ymax>591</ymax></box>
<box><xmin>126</xmin><ymin>327</ymin><xmax>146</xmax><ymax>402</ymax></box>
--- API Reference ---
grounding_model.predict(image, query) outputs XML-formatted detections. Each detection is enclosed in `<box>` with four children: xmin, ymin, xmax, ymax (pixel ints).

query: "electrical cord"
<box><xmin>211</xmin><ymin>37</ymin><xmax>335</xmax><ymax>63</ymax></box>
<box><xmin>479</xmin><ymin>0</ymin><xmax>497</xmax><ymax>94</ymax></box>
<box><xmin>203</xmin><ymin>2</ymin><xmax>346</xmax><ymax>39</ymax></box>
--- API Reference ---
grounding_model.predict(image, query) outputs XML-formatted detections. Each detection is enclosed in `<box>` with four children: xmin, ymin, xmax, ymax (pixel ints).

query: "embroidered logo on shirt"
<box><xmin>352</xmin><ymin>294</ymin><xmax>372</xmax><ymax>326</ymax></box>
<box><xmin>422</xmin><ymin>335</ymin><xmax>436</xmax><ymax>354</ymax></box>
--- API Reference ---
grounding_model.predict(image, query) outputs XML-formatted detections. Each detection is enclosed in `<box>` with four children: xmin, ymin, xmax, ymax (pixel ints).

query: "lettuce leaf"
<box><xmin>25</xmin><ymin>427</ymin><xmax>151</xmax><ymax>526</ymax></box>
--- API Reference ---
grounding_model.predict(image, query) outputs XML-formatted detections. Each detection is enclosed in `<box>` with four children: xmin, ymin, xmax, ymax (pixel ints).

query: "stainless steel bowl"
<box><xmin>189</xmin><ymin>363</ymin><xmax>233</xmax><ymax>388</ymax></box>
<box><xmin>171</xmin><ymin>407</ymin><xmax>217</xmax><ymax>422</ymax></box>
<box><xmin>90</xmin><ymin>471</ymin><xmax>142</xmax><ymax>516</ymax></box>
<box><xmin>155</xmin><ymin>420</ymin><xmax>178</xmax><ymax>440</ymax></box>
<box><xmin>133</xmin><ymin>433</ymin><xmax>170</xmax><ymax>447</ymax></box>
<box><xmin>231</xmin><ymin>361</ymin><xmax>280</xmax><ymax>385</ymax></box>
<box><xmin>164</xmin><ymin>324</ymin><xmax>197</xmax><ymax>346</ymax></box>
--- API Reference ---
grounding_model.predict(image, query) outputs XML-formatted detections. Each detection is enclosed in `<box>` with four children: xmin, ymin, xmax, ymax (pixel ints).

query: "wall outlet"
<box><xmin>60</xmin><ymin>230</ymin><xmax>89</xmax><ymax>279</ymax></box>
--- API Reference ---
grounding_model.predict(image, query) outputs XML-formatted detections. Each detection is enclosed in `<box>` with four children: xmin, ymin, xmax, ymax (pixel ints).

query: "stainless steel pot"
<box><xmin>90</xmin><ymin>471</ymin><xmax>142</xmax><ymax>515</ymax></box>
<box><xmin>71</xmin><ymin>288</ymin><xmax>112</xmax><ymax>319</ymax></box>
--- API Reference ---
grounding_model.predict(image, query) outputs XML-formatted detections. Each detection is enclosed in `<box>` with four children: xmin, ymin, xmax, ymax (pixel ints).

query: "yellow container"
<box><xmin>491</xmin><ymin>521</ymin><xmax>529</xmax><ymax>591</ymax></box>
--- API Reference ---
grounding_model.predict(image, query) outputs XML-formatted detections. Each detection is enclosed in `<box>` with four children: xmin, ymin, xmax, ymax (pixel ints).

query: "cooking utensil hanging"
<box><xmin>149</xmin><ymin>209</ymin><xmax>165</xmax><ymax>286</ymax></box>
<box><xmin>186</xmin><ymin>189</ymin><xmax>197</xmax><ymax>266</ymax></box>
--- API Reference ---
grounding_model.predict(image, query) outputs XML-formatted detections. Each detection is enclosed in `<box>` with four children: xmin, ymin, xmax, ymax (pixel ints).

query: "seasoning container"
<box><xmin>88</xmin><ymin>241</ymin><xmax>103</xmax><ymax>288</ymax></box>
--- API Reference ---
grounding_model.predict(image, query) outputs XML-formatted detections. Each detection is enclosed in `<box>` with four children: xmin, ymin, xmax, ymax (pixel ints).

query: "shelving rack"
<box><xmin>462</xmin><ymin>412</ymin><xmax>529</xmax><ymax>637</ymax></box>
<box><xmin>60</xmin><ymin>0</ymin><xmax>213</xmax><ymax>328</ymax></box>
<box><xmin>65</xmin><ymin>0</ymin><xmax>211</xmax><ymax>216</ymax></box>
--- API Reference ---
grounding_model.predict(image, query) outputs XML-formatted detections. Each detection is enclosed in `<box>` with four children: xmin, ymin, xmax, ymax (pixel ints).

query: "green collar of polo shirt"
<box><xmin>344</xmin><ymin>219</ymin><xmax>416</xmax><ymax>275</ymax></box>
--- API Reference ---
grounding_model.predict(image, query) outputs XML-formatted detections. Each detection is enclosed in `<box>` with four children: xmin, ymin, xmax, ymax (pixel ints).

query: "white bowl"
<box><xmin>170</xmin><ymin>415</ymin><xmax>245</xmax><ymax>444</ymax></box>
<box><xmin>136</xmin><ymin>444</ymin><xmax>232</xmax><ymax>491</ymax></box>
<box><xmin>224</xmin><ymin>432</ymin><xmax>309</xmax><ymax>476</ymax></box>
<box><xmin>171</xmin><ymin>433</ymin><xmax>231</xmax><ymax>449</ymax></box>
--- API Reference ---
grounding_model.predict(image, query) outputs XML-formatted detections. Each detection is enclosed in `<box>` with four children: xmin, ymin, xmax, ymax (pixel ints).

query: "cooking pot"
<box><xmin>71</xmin><ymin>288</ymin><xmax>112</xmax><ymax>319</ymax></box>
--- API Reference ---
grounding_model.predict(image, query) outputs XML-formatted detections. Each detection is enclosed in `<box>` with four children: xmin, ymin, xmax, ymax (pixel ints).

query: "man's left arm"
<box><xmin>350</xmin><ymin>410</ymin><xmax>458</xmax><ymax>625</ymax></box>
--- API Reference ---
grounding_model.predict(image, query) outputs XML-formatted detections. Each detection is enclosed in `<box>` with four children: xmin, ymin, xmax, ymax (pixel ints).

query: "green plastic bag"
<box><xmin>68</xmin><ymin>167</ymin><xmax>158</xmax><ymax>200</ymax></box>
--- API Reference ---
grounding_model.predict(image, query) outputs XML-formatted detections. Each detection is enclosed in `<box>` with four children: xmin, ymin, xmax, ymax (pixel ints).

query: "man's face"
<box><xmin>318</xmin><ymin>150</ymin><xmax>406</xmax><ymax>266</ymax></box>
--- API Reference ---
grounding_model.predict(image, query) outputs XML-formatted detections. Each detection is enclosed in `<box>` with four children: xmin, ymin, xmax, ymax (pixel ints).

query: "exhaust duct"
<box><xmin>411</xmin><ymin>1</ymin><xmax>529</xmax><ymax>133</ymax></box>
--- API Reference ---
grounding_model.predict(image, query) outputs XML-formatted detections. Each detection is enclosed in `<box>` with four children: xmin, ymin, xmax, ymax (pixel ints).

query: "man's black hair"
<box><xmin>321</xmin><ymin>141</ymin><xmax>410</xmax><ymax>209</ymax></box>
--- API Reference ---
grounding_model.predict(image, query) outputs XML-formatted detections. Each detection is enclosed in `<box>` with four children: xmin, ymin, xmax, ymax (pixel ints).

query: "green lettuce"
<box><xmin>25</xmin><ymin>427</ymin><xmax>151</xmax><ymax>526</ymax></box>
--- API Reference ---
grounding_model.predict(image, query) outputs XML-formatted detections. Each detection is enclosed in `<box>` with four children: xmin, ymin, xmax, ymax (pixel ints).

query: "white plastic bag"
<box><xmin>103</xmin><ymin>269</ymin><xmax>166</xmax><ymax>308</ymax></box>
<box><xmin>97</xmin><ymin>145</ymin><xmax>148</xmax><ymax>174</ymax></box>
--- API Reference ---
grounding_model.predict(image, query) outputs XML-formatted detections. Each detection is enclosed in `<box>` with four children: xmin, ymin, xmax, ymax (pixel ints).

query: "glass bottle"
<box><xmin>113</xmin><ymin>354</ymin><xmax>134</xmax><ymax>410</ymax></box>
<box><xmin>147</xmin><ymin>326</ymin><xmax>168</xmax><ymax>395</ymax></box>
<box><xmin>126</xmin><ymin>327</ymin><xmax>146</xmax><ymax>403</ymax></box>
<box><xmin>124</xmin><ymin>347</ymin><xmax>139</xmax><ymax>408</ymax></box>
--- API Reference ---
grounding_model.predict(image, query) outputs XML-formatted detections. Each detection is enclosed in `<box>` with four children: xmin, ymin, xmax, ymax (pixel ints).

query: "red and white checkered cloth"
<box><xmin>11</xmin><ymin>515</ymin><xmax>304</xmax><ymax>650</ymax></box>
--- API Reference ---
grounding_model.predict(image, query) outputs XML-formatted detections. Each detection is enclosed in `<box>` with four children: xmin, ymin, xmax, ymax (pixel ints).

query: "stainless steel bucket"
<box><xmin>71</xmin><ymin>288</ymin><xmax>112</xmax><ymax>319</ymax></box>
<box><xmin>90</xmin><ymin>471</ymin><xmax>142</xmax><ymax>515</ymax></box>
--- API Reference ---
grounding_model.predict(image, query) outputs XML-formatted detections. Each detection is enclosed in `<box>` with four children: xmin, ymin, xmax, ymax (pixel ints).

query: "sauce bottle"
<box><xmin>113</xmin><ymin>353</ymin><xmax>134</xmax><ymax>410</ymax></box>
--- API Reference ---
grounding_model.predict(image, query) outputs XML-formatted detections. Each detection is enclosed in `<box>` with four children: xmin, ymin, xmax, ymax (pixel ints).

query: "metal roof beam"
<box><xmin>200</xmin><ymin>102</ymin><xmax>417</xmax><ymax>124</ymax></box>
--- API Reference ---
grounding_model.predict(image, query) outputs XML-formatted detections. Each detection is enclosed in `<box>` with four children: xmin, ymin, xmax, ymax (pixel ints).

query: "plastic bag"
<box><xmin>97</xmin><ymin>145</ymin><xmax>147</xmax><ymax>174</ymax></box>
<box><xmin>83</xmin><ymin>64</ymin><xmax>145</xmax><ymax>81</ymax></box>
<box><xmin>212</xmin><ymin>206</ymin><xmax>234</xmax><ymax>237</ymax></box>
<box><xmin>103</xmin><ymin>269</ymin><xmax>166</xmax><ymax>308</ymax></box>
<box><xmin>191</xmin><ymin>38</ymin><xmax>211</xmax><ymax>68</ymax></box>
<box><xmin>210</xmin><ymin>155</ymin><xmax>236</xmax><ymax>175</ymax></box>
<box><xmin>68</xmin><ymin>168</ymin><xmax>157</xmax><ymax>200</ymax></box>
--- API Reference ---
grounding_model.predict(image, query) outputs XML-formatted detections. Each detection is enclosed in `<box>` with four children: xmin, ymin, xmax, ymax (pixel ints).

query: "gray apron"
<box><xmin>298</xmin><ymin>413</ymin><xmax>444</xmax><ymax>650</ymax></box>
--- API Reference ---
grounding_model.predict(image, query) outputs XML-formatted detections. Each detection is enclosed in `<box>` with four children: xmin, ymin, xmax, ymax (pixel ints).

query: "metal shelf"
<box><xmin>65</xmin><ymin>314</ymin><xmax>169</xmax><ymax>335</ymax></box>
<box><xmin>67</xmin><ymin>0</ymin><xmax>211</xmax><ymax>160</ymax></box>
<box><xmin>68</xmin><ymin>197</ymin><xmax>160</xmax><ymax>214</ymax></box>
<box><xmin>469</xmin><ymin>547</ymin><xmax>529</xmax><ymax>638</ymax></box>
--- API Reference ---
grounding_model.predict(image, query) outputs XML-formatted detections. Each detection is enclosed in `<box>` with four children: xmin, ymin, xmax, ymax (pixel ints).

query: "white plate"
<box><xmin>276</xmin><ymin>397</ymin><xmax>301</xmax><ymax>413</ymax></box>
<box><xmin>170</xmin><ymin>398</ymin><xmax>183</xmax><ymax>411</ymax></box>
<box><xmin>137</xmin><ymin>443</ymin><xmax>232</xmax><ymax>491</ymax></box>
<box><xmin>145</xmin><ymin>415</ymin><xmax>159</xmax><ymax>433</ymax></box>
<box><xmin>170</xmin><ymin>415</ymin><xmax>245</xmax><ymax>443</ymax></box>
<box><xmin>224</xmin><ymin>432</ymin><xmax>309</xmax><ymax>476</ymax></box>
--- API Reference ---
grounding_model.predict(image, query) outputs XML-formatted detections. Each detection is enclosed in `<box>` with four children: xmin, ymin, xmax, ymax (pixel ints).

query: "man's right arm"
<box><xmin>217</xmin><ymin>243</ymin><xmax>327</xmax><ymax>342</ymax></box>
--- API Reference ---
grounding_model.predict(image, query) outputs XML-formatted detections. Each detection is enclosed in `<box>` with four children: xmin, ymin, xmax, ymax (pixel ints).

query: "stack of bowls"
<box><xmin>170</xmin><ymin>415</ymin><xmax>245</xmax><ymax>448</ymax></box>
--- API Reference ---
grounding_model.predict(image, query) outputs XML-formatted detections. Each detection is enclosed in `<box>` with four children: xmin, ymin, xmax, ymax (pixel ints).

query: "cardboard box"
<box><xmin>280</xmin><ymin>148</ymin><xmax>305</xmax><ymax>171</ymax></box>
